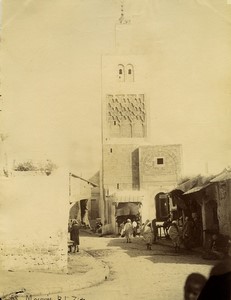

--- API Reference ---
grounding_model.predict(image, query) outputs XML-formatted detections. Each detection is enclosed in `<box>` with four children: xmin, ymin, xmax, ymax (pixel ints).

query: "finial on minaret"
<box><xmin>118</xmin><ymin>0</ymin><xmax>130</xmax><ymax>24</ymax></box>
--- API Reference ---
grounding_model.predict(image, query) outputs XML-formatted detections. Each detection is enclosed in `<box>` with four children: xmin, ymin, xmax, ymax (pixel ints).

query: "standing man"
<box><xmin>132</xmin><ymin>219</ymin><xmax>138</xmax><ymax>237</ymax></box>
<box><xmin>70</xmin><ymin>220</ymin><xmax>80</xmax><ymax>253</ymax></box>
<box><xmin>142</xmin><ymin>220</ymin><xmax>153</xmax><ymax>250</ymax></box>
<box><xmin>169</xmin><ymin>220</ymin><xmax>181</xmax><ymax>252</ymax></box>
<box><xmin>124</xmin><ymin>219</ymin><xmax>133</xmax><ymax>243</ymax></box>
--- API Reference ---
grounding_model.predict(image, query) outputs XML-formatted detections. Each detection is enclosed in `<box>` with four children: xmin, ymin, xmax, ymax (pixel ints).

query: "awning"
<box><xmin>70</xmin><ymin>173</ymin><xmax>98</xmax><ymax>187</ymax></box>
<box><xmin>169</xmin><ymin>175</ymin><xmax>201</xmax><ymax>194</ymax></box>
<box><xmin>116</xmin><ymin>202</ymin><xmax>140</xmax><ymax>216</ymax></box>
<box><xmin>210</xmin><ymin>169</ymin><xmax>231</xmax><ymax>182</ymax></box>
<box><xmin>183</xmin><ymin>183</ymin><xmax>211</xmax><ymax>195</ymax></box>
<box><xmin>110</xmin><ymin>190</ymin><xmax>145</xmax><ymax>203</ymax></box>
<box><xmin>177</xmin><ymin>176</ymin><xmax>202</xmax><ymax>192</ymax></box>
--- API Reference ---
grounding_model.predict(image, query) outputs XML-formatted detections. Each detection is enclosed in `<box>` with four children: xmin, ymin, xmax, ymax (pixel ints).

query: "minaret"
<box><xmin>101</xmin><ymin>1</ymin><xmax>150</xmax><ymax>196</ymax></box>
<box><xmin>102</xmin><ymin>1</ymin><xmax>150</xmax><ymax>145</ymax></box>
<box><xmin>100</xmin><ymin>2</ymin><xmax>183</xmax><ymax>229</ymax></box>
<box><xmin>118</xmin><ymin>0</ymin><xmax>130</xmax><ymax>25</ymax></box>
<box><xmin>115</xmin><ymin>0</ymin><xmax>131</xmax><ymax>53</ymax></box>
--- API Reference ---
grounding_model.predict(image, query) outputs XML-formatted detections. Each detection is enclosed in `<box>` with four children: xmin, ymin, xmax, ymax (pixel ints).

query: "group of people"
<box><xmin>120</xmin><ymin>218</ymin><xmax>156</xmax><ymax>250</ymax></box>
<box><xmin>120</xmin><ymin>219</ymin><xmax>140</xmax><ymax>243</ymax></box>
<box><xmin>166</xmin><ymin>213</ymin><xmax>231</xmax><ymax>258</ymax></box>
<box><xmin>166</xmin><ymin>213</ymin><xmax>202</xmax><ymax>252</ymax></box>
<box><xmin>119</xmin><ymin>212</ymin><xmax>206</xmax><ymax>253</ymax></box>
<box><xmin>120</xmin><ymin>215</ymin><xmax>188</xmax><ymax>252</ymax></box>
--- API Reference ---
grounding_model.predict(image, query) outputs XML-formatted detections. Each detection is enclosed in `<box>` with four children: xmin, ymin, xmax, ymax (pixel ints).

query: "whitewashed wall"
<box><xmin>0</xmin><ymin>169</ymin><xmax>70</xmax><ymax>273</ymax></box>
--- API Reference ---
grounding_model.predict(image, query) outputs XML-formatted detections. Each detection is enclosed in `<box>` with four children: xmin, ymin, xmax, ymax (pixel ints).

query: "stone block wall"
<box><xmin>0</xmin><ymin>169</ymin><xmax>69</xmax><ymax>273</ymax></box>
<box><xmin>103</xmin><ymin>144</ymin><xmax>139</xmax><ymax>192</ymax></box>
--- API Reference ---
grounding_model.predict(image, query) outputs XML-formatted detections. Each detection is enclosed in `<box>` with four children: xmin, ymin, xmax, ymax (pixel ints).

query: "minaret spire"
<box><xmin>118</xmin><ymin>0</ymin><xmax>130</xmax><ymax>24</ymax></box>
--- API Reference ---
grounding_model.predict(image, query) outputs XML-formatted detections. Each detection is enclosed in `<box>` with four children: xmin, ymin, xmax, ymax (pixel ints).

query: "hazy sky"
<box><xmin>2</xmin><ymin>0</ymin><xmax>231</xmax><ymax>178</ymax></box>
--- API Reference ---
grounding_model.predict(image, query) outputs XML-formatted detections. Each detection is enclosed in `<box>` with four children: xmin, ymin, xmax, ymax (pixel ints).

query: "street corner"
<box><xmin>0</xmin><ymin>250</ymin><xmax>110</xmax><ymax>298</ymax></box>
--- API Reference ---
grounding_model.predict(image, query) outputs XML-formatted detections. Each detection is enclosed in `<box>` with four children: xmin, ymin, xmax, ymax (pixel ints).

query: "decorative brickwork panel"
<box><xmin>107</xmin><ymin>94</ymin><xmax>146</xmax><ymax>138</ymax></box>
<box><xmin>141</xmin><ymin>146</ymin><xmax>180</xmax><ymax>176</ymax></box>
<box><xmin>139</xmin><ymin>145</ymin><xmax>182</xmax><ymax>185</ymax></box>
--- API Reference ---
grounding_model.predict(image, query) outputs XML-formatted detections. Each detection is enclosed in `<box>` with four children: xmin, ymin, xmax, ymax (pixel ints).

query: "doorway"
<box><xmin>155</xmin><ymin>193</ymin><xmax>170</xmax><ymax>221</ymax></box>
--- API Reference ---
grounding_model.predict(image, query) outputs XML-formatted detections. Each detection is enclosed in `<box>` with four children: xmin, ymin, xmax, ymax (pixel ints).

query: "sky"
<box><xmin>1</xmin><ymin>0</ymin><xmax>231</xmax><ymax>178</ymax></box>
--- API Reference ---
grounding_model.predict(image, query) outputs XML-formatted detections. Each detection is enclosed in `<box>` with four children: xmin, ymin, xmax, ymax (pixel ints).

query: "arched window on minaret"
<box><xmin>117</xmin><ymin>64</ymin><xmax>125</xmax><ymax>82</ymax></box>
<box><xmin>126</xmin><ymin>64</ymin><xmax>134</xmax><ymax>82</ymax></box>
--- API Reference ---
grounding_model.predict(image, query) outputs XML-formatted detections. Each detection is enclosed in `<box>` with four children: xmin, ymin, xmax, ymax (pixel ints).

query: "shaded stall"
<box><xmin>116</xmin><ymin>202</ymin><xmax>142</xmax><ymax>223</ymax></box>
<box><xmin>168</xmin><ymin>170</ymin><xmax>231</xmax><ymax>249</ymax></box>
<box><xmin>169</xmin><ymin>176</ymin><xmax>201</xmax><ymax>221</ymax></box>
<box><xmin>183</xmin><ymin>181</ymin><xmax>216</xmax><ymax>248</ymax></box>
<box><xmin>169</xmin><ymin>176</ymin><xmax>216</xmax><ymax>247</ymax></box>
<box><xmin>110</xmin><ymin>190</ymin><xmax>144</xmax><ymax>234</ymax></box>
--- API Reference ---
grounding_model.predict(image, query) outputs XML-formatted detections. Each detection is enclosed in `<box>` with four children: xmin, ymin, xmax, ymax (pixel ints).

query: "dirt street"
<box><xmin>52</xmin><ymin>231</ymin><xmax>215</xmax><ymax>300</ymax></box>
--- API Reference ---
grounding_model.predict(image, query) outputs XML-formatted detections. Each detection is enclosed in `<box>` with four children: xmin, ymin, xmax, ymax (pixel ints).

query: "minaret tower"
<box><xmin>100</xmin><ymin>2</ymin><xmax>182</xmax><ymax>230</ymax></box>
<box><xmin>101</xmin><ymin>1</ymin><xmax>150</xmax><ymax>194</ymax></box>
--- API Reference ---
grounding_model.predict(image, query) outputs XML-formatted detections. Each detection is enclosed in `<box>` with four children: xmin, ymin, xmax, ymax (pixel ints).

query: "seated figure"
<box><xmin>203</xmin><ymin>233</ymin><xmax>230</xmax><ymax>260</ymax></box>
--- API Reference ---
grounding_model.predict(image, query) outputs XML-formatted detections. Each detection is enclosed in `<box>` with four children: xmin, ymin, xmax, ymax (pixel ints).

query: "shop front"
<box><xmin>109</xmin><ymin>190</ymin><xmax>145</xmax><ymax>234</ymax></box>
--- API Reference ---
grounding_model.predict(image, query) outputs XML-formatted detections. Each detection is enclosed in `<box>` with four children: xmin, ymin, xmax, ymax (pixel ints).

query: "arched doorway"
<box><xmin>155</xmin><ymin>193</ymin><xmax>170</xmax><ymax>221</ymax></box>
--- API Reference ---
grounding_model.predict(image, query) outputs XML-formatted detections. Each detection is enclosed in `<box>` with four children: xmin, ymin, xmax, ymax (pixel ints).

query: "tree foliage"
<box><xmin>14</xmin><ymin>159</ymin><xmax>57</xmax><ymax>173</ymax></box>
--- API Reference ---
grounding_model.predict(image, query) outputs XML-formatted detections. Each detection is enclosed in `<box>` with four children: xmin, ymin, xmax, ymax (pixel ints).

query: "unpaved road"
<box><xmin>53</xmin><ymin>232</ymin><xmax>215</xmax><ymax>300</ymax></box>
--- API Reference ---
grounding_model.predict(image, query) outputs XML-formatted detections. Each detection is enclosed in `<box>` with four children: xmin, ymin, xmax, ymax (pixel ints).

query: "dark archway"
<box><xmin>155</xmin><ymin>193</ymin><xmax>170</xmax><ymax>221</ymax></box>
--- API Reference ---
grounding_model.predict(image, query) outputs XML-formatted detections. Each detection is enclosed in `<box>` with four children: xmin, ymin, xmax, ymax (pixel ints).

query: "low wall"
<box><xmin>0</xmin><ymin>169</ymin><xmax>70</xmax><ymax>273</ymax></box>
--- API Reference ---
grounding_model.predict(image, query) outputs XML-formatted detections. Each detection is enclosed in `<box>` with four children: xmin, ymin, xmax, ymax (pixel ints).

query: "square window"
<box><xmin>157</xmin><ymin>158</ymin><xmax>164</xmax><ymax>165</ymax></box>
